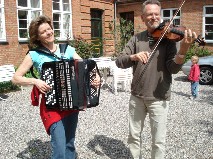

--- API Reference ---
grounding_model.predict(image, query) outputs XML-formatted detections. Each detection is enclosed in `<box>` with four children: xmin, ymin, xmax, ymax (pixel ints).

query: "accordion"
<box><xmin>41</xmin><ymin>59</ymin><xmax>100</xmax><ymax>111</ymax></box>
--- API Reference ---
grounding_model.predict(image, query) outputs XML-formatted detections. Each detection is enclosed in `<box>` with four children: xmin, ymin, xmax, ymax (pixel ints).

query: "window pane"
<box><xmin>163</xmin><ymin>10</ymin><xmax>170</xmax><ymax>17</ymax></box>
<box><xmin>31</xmin><ymin>11</ymin><xmax>40</xmax><ymax>19</ymax></box>
<box><xmin>53</xmin><ymin>13</ymin><xmax>60</xmax><ymax>28</ymax></box>
<box><xmin>19</xmin><ymin>29</ymin><xmax>28</xmax><ymax>38</ymax></box>
<box><xmin>91</xmin><ymin>10</ymin><xmax>102</xmax><ymax>19</ymax></box>
<box><xmin>63</xmin><ymin>15</ymin><xmax>70</xmax><ymax>37</ymax></box>
<box><xmin>63</xmin><ymin>14</ymin><xmax>70</xmax><ymax>27</ymax></box>
<box><xmin>0</xmin><ymin>8</ymin><xmax>2</xmax><ymax>23</ymax></box>
<box><xmin>19</xmin><ymin>20</ymin><xmax>27</xmax><ymax>28</ymax></box>
<box><xmin>63</xmin><ymin>23</ymin><xmax>70</xmax><ymax>31</ymax></box>
<box><xmin>206</xmin><ymin>7</ymin><xmax>213</xmax><ymax>14</ymax></box>
<box><xmin>205</xmin><ymin>25</ymin><xmax>213</xmax><ymax>32</ymax></box>
<box><xmin>63</xmin><ymin>0</ymin><xmax>70</xmax><ymax>11</ymax></box>
<box><xmin>31</xmin><ymin>0</ymin><xmax>40</xmax><ymax>8</ymax></box>
<box><xmin>120</xmin><ymin>12</ymin><xmax>134</xmax><ymax>22</ymax></box>
<box><xmin>53</xmin><ymin>0</ymin><xmax>60</xmax><ymax>10</ymax></box>
<box><xmin>205</xmin><ymin>25</ymin><xmax>213</xmax><ymax>40</ymax></box>
<box><xmin>63</xmin><ymin>4</ymin><xmax>69</xmax><ymax>11</ymax></box>
<box><xmin>173</xmin><ymin>19</ymin><xmax>180</xmax><ymax>26</ymax></box>
<box><xmin>53</xmin><ymin>22</ymin><xmax>60</xmax><ymax>29</ymax></box>
<box><xmin>18</xmin><ymin>10</ymin><xmax>27</xmax><ymax>37</ymax></box>
<box><xmin>53</xmin><ymin>13</ymin><xmax>60</xmax><ymax>33</ymax></box>
<box><xmin>0</xmin><ymin>8</ymin><xmax>2</xmax><ymax>38</ymax></box>
<box><xmin>91</xmin><ymin>21</ymin><xmax>101</xmax><ymax>37</ymax></box>
<box><xmin>18</xmin><ymin>10</ymin><xmax>27</xmax><ymax>19</ymax></box>
<box><xmin>54</xmin><ymin>30</ymin><xmax>60</xmax><ymax>37</ymax></box>
<box><xmin>206</xmin><ymin>17</ymin><xmax>213</xmax><ymax>24</ymax></box>
<box><xmin>53</xmin><ymin>13</ymin><xmax>60</xmax><ymax>21</ymax></box>
<box><xmin>0</xmin><ymin>29</ymin><xmax>2</xmax><ymax>38</ymax></box>
<box><xmin>18</xmin><ymin>0</ymin><xmax>27</xmax><ymax>7</ymax></box>
<box><xmin>205</xmin><ymin>32</ymin><xmax>213</xmax><ymax>40</ymax></box>
<box><xmin>173</xmin><ymin>9</ymin><xmax>180</xmax><ymax>16</ymax></box>
<box><xmin>63</xmin><ymin>30</ymin><xmax>69</xmax><ymax>38</ymax></box>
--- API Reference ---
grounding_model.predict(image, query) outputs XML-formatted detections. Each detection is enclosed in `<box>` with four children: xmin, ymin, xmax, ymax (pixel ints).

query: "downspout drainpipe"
<box><xmin>114</xmin><ymin>0</ymin><xmax>117</xmax><ymax>54</ymax></box>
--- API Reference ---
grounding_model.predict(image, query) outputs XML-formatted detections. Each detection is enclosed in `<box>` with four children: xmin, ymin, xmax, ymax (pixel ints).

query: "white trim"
<box><xmin>0</xmin><ymin>0</ymin><xmax>6</xmax><ymax>41</ymax></box>
<box><xmin>161</xmin><ymin>8</ymin><xmax>181</xmax><ymax>26</ymax></box>
<box><xmin>203</xmin><ymin>5</ymin><xmax>213</xmax><ymax>43</ymax></box>
<box><xmin>16</xmin><ymin>0</ymin><xmax>42</xmax><ymax>40</ymax></box>
<box><xmin>52</xmin><ymin>0</ymin><xmax>73</xmax><ymax>40</ymax></box>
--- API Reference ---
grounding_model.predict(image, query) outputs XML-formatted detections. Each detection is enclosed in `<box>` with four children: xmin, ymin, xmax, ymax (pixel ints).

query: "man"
<box><xmin>115</xmin><ymin>0</ymin><xmax>196</xmax><ymax>158</ymax></box>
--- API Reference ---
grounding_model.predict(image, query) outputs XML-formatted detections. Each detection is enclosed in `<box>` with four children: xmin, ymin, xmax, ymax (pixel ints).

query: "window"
<box><xmin>161</xmin><ymin>8</ymin><xmax>181</xmax><ymax>26</ymax></box>
<box><xmin>91</xmin><ymin>9</ymin><xmax>103</xmax><ymax>55</ymax></box>
<box><xmin>17</xmin><ymin>0</ymin><xmax>42</xmax><ymax>40</ymax></box>
<box><xmin>120</xmin><ymin>12</ymin><xmax>134</xmax><ymax>23</ymax></box>
<box><xmin>120</xmin><ymin>12</ymin><xmax>134</xmax><ymax>36</ymax></box>
<box><xmin>203</xmin><ymin>5</ymin><xmax>213</xmax><ymax>43</ymax></box>
<box><xmin>91</xmin><ymin>10</ymin><xmax>102</xmax><ymax>38</ymax></box>
<box><xmin>0</xmin><ymin>0</ymin><xmax>6</xmax><ymax>41</ymax></box>
<box><xmin>52</xmin><ymin>0</ymin><xmax>72</xmax><ymax>40</ymax></box>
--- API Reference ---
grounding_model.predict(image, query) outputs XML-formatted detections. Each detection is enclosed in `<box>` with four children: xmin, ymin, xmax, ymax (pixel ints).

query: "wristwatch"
<box><xmin>177</xmin><ymin>54</ymin><xmax>185</xmax><ymax>58</ymax></box>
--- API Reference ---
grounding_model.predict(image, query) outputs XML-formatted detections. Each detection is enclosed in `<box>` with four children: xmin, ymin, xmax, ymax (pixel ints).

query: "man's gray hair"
<box><xmin>142</xmin><ymin>0</ymin><xmax>161</xmax><ymax>14</ymax></box>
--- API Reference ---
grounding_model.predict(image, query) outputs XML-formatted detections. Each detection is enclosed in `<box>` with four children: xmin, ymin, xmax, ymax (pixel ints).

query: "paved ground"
<box><xmin>0</xmin><ymin>72</ymin><xmax>212</xmax><ymax>159</ymax></box>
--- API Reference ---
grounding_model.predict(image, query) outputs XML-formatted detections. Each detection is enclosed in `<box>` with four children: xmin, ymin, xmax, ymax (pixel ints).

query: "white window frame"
<box><xmin>17</xmin><ymin>0</ymin><xmax>42</xmax><ymax>41</ymax></box>
<box><xmin>203</xmin><ymin>5</ymin><xmax>213</xmax><ymax>43</ymax></box>
<box><xmin>0</xmin><ymin>0</ymin><xmax>6</xmax><ymax>41</ymax></box>
<box><xmin>161</xmin><ymin>8</ymin><xmax>181</xmax><ymax>26</ymax></box>
<box><xmin>52</xmin><ymin>0</ymin><xmax>73</xmax><ymax>41</ymax></box>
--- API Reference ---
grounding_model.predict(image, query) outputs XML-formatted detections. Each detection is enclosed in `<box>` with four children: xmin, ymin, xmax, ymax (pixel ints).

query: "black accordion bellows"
<box><xmin>41</xmin><ymin>59</ymin><xmax>100</xmax><ymax>111</ymax></box>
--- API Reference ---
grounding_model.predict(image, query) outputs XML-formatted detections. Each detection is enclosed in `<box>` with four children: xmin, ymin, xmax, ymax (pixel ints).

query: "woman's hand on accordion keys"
<box><xmin>91</xmin><ymin>74</ymin><xmax>101</xmax><ymax>88</ymax></box>
<box><xmin>34</xmin><ymin>79</ymin><xmax>51</xmax><ymax>94</ymax></box>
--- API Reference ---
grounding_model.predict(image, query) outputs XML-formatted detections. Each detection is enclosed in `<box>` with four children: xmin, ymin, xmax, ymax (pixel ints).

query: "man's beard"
<box><xmin>147</xmin><ymin>20</ymin><xmax>160</xmax><ymax>30</ymax></box>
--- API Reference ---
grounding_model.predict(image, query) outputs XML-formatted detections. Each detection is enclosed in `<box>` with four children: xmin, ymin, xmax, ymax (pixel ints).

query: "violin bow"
<box><xmin>133</xmin><ymin>0</ymin><xmax>186</xmax><ymax>91</ymax></box>
<box><xmin>150</xmin><ymin>0</ymin><xmax>186</xmax><ymax>56</ymax></box>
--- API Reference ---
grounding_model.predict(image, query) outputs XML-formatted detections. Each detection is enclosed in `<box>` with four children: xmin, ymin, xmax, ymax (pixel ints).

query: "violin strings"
<box><xmin>149</xmin><ymin>0</ymin><xmax>186</xmax><ymax>56</ymax></box>
<box><xmin>133</xmin><ymin>0</ymin><xmax>186</xmax><ymax>91</ymax></box>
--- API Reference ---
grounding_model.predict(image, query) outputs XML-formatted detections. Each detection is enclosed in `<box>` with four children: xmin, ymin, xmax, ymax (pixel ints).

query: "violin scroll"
<box><xmin>194</xmin><ymin>35</ymin><xmax>206</xmax><ymax>47</ymax></box>
<box><xmin>151</xmin><ymin>21</ymin><xmax>206</xmax><ymax>48</ymax></box>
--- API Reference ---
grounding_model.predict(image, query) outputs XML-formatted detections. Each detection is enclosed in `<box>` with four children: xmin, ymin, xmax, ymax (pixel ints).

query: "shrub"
<box><xmin>0</xmin><ymin>67</ymin><xmax>40</xmax><ymax>93</ymax></box>
<box><xmin>25</xmin><ymin>68</ymin><xmax>40</xmax><ymax>78</ymax></box>
<box><xmin>0</xmin><ymin>81</ymin><xmax>20</xmax><ymax>93</ymax></box>
<box><xmin>109</xmin><ymin>18</ymin><xmax>134</xmax><ymax>57</ymax></box>
<box><xmin>68</xmin><ymin>35</ymin><xmax>100</xmax><ymax>59</ymax></box>
<box><xmin>185</xmin><ymin>43</ymin><xmax>212</xmax><ymax>62</ymax></box>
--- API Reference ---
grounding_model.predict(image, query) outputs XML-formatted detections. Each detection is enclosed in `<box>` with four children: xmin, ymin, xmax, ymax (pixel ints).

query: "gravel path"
<box><xmin>0</xmin><ymin>72</ymin><xmax>212</xmax><ymax>159</ymax></box>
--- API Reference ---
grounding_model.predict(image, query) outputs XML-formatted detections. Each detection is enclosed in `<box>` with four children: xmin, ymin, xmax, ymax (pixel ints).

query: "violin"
<box><xmin>148</xmin><ymin>0</ymin><xmax>205</xmax><ymax>56</ymax></box>
<box><xmin>151</xmin><ymin>20</ymin><xmax>206</xmax><ymax>47</ymax></box>
<box><xmin>133</xmin><ymin>0</ymin><xmax>206</xmax><ymax>91</ymax></box>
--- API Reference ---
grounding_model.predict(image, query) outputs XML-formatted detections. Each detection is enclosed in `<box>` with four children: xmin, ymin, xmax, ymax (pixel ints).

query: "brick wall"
<box><xmin>116</xmin><ymin>0</ymin><xmax>213</xmax><ymax>51</ymax></box>
<box><xmin>0</xmin><ymin>0</ymin><xmax>26</xmax><ymax>66</ymax></box>
<box><xmin>1</xmin><ymin>0</ymin><xmax>212</xmax><ymax>66</ymax></box>
<box><xmin>72</xmin><ymin>0</ymin><xmax>115</xmax><ymax>56</ymax></box>
<box><xmin>0</xmin><ymin>0</ymin><xmax>114</xmax><ymax>66</ymax></box>
<box><xmin>0</xmin><ymin>0</ymin><xmax>53</xmax><ymax>66</ymax></box>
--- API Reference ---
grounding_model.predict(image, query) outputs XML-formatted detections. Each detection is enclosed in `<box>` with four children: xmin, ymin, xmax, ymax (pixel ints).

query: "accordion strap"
<box><xmin>27</xmin><ymin>43</ymin><xmax>69</xmax><ymax>78</ymax></box>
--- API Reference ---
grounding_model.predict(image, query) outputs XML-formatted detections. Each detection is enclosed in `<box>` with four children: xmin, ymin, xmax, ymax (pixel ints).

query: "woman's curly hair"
<box><xmin>28</xmin><ymin>15</ymin><xmax>53</xmax><ymax>49</ymax></box>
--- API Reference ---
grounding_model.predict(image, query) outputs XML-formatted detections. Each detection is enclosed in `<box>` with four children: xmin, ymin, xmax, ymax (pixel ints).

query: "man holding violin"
<box><xmin>115</xmin><ymin>0</ymin><xmax>197</xmax><ymax>158</ymax></box>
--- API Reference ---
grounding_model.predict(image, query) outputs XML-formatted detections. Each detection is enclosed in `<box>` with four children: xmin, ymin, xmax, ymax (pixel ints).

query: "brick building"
<box><xmin>116</xmin><ymin>0</ymin><xmax>213</xmax><ymax>50</ymax></box>
<box><xmin>0</xmin><ymin>0</ymin><xmax>115</xmax><ymax>66</ymax></box>
<box><xmin>0</xmin><ymin>0</ymin><xmax>213</xmax><ymax>66</ymax></box>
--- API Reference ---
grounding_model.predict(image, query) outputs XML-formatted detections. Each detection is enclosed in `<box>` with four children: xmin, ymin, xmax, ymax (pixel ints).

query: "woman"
<box><xmin>12</xmin><ymin>15</ymin><xmax>100</xmax><ymax>159</ymax></box>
